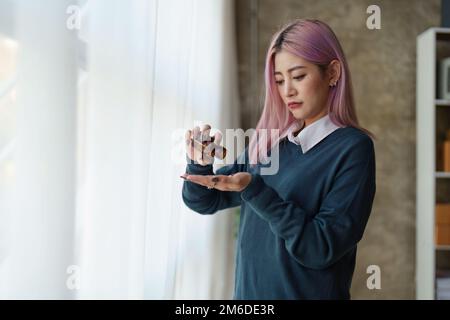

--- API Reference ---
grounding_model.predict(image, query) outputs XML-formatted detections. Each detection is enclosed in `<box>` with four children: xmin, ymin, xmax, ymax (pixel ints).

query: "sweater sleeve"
<box><xmin>182</xmin><ymin>149</ymin><xmax>248</xmax><ymax>215</ymax></box>
<box><xmin>240</xmin><ymin>137</ymin><xmax>376</xmax><ymax>270</ymax></box>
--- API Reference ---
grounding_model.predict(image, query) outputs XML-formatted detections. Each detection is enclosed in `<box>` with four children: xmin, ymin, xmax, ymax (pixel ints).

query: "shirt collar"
<box><xmin>287</xmin><ymin>114</ymin><xmax>342</xmax><ymax>153</ymax></box>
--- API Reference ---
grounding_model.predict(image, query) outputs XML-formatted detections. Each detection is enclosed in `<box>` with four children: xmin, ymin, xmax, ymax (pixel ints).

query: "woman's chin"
<box><xmin>290</xmin><ymin>110</ymin><xmax>304</xmax><ymax>119</ymax></box>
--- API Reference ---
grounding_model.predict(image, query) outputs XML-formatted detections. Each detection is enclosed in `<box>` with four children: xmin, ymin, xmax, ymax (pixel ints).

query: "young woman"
<box><xmin>180</xmin><ymin>19</ymin><xmax>376</xmax><ymax>300</ymax></box>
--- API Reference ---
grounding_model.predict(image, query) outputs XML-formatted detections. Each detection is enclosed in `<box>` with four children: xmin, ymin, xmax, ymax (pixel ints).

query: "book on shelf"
<box><xmin>436</xmin><ymin>270</ymin><xmax>450</xmax><ymax>300</ymax></box>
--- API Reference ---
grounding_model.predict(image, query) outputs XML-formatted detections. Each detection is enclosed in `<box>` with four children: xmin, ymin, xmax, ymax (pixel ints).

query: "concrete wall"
<box><xmin>235</xmin><ymin>0</ymin><xmax>441</xmax><ymax>299</ymax></box>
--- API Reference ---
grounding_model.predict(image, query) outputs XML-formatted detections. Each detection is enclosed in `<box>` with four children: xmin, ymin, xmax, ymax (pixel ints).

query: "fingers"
<box><xmin>193</xmin><ymin>126</ymin><xmax>201</xmax><ymax>141</ymax></box>
<box><xmin>211</xmin><ymin>132</ymin><xmax>226</xmax><ymax>159</ymax></box>
<box><xmin>189</xmin><ymin>124</ymin><xmax>218</xmax><ymax>144</ymax></box>
<box><xmin>185</xmin><ymin>123</ymin><xmax>226</xmax><ymax>165</ymax></box>
<box><xmin>185</xmin><ymin>129</ymin><xmax>195</xmax><ymax>162</ymax></box>
<box><xmin>181</xmin><ymin>172</ymin><xmax>251</xmax><ymax>193</ymax></box>
<box><xmin>185</xmin><ymin>129</ymin><xmax>193</xmax><ymax>151</ymax></box>
<box><xmin>185</xmin><ymin>129</ymin><xmax>192</xmax><ymax>144</ymax></box>
<box><xmin>186</xmin><ymin>126</ymin><xmax>206</xmax><ymax>163</ymax></box>
<box><xmin>190</xmin><ymin>124</ymin><xmax>211</xmax><ymax>165</ymax></box>
<box><xmin>181</xmin><ymin>174</ymin><xmax>238</xmax><ymax>191</ymax></box>
<box><xmin>201</xmin><ymin>124</ymin><xmax>212</xmax><ymax>142</ymax></box>
<box><xmin>183</xmin><ymin>174</ymin><xmax>212</xmax><ymax>188</ymax></box>
<box><xmin>213</xmin><ymin>131</ymin><xmax>222</xmax><ymax>145</ymax></box>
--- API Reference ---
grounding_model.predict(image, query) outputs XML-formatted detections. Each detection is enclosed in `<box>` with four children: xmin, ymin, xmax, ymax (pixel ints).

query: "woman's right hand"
<box><xmin>185</xmin><ymin>124</ymin><xmax>223</xmax><ymax>166</ymax></box>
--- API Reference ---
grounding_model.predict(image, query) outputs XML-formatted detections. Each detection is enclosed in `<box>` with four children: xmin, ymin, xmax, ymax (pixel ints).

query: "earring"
<box><xmin>329</xmin><ymin>81</ymin><xmax>337</xmax><ymax>87</ymax></box>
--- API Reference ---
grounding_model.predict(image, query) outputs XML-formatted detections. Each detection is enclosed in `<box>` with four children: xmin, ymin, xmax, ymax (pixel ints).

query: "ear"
<box><xmin>328</xmin><ymin>59</ymin><xmax>341</xmax><ymax>87</ymax></box>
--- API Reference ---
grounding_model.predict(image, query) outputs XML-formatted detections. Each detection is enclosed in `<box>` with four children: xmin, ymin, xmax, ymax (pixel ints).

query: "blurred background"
<box><xmin>0</xmin><ymin>0</ymin><xmax>449</xmax><ymax>299</ymax></box>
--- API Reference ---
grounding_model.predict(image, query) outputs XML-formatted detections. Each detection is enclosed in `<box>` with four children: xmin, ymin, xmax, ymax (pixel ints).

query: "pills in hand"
<box><xmin>191</xmin><ymin>137</ymin><xmax>227</xmax><ymax>160</ymax></box>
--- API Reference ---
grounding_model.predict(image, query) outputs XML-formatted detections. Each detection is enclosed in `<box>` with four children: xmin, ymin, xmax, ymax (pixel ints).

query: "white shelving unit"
<box><xmin>416</xmin><ymin>27</ymin><xmax>450</xmax><ymax>299</ymax></box>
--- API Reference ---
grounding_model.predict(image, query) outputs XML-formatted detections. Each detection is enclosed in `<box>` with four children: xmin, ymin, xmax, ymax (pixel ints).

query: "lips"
<box><xmin>288</xmin><ymin>102</ymin><xmax>303</xmax><ymax>109</ymax></box>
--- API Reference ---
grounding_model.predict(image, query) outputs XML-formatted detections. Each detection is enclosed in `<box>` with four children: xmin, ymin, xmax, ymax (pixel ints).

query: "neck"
<box><xmin>304</xmin><ymin>111</ymin><xmax>328</xmax><ymax>128</ymax></box>
<box><xmin>293</xmin><ymin>121</ymin><xmax>306</xmax><ymax>137</ymax></box>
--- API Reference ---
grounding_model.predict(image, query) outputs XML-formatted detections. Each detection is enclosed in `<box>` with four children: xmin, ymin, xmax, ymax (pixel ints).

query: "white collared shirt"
<box><xmin>287</xmin><ymin>114</ymin><xmax>343</xmax><ymax>153</ymax></box>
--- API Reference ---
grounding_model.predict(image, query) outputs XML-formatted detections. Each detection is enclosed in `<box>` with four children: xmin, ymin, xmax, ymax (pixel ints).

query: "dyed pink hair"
<box><xmin>248</xmin><ymin>19</ymin><xmax>374</xmax><ymax>165</ymax></box>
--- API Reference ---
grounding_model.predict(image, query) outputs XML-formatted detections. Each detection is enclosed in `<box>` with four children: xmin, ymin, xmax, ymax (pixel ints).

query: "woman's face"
<box><xmin>274</xmin><ymin>49</ymin><xmax>336</xmax><ymax>127</ymax></box>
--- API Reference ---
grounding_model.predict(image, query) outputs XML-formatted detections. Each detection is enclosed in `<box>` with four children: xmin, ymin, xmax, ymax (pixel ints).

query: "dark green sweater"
<box><xmin>182</xmin><ymin>127</ymin><xmax>376</xmax><ymax>299</ymax></box>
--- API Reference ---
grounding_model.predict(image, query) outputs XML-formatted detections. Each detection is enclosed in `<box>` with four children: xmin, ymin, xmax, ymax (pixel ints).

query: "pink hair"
<box><xmin>248</xmin><ymin>19</ymin><xmax>374</xmax><ymax>165</ymax></box>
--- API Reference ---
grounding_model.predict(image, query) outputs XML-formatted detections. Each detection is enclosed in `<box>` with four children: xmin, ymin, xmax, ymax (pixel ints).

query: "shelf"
<box><xmin>436</xmin><ymin>99</ymin><xmax>450</xmax><ymax>106</ymax></box>
<box><xmin>417</xmin><ymin>27</ymin><xmax>450</xmax><ymax>300</ymax></box>
<box><xmin>436</xmin><ymin>28</ymin><xmax>450</xmax><ymax>41</ymax></box>
<box><xmin>436</xmin><ymin>172</ymin><xmax>450</xmax><ymax>178</ymax></box>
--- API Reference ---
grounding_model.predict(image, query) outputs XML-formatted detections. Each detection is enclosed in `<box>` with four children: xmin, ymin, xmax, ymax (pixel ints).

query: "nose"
<box><xmin>283</xmin><ymin>80</ymin><xmax>296</xmax><ymax>98</ymax></box>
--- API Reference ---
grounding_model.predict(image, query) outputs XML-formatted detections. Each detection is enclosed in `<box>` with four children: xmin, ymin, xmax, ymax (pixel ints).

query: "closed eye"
<box><xmin>275</xmin><ymin>75</ymin><xmax>306</xmax><ymax>85</ymax></box>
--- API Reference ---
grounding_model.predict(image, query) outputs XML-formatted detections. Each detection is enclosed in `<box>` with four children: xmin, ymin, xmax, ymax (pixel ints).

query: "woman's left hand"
<box><xmin>180</xmin><ymin>172</ymin><xmax>252</xmax><ymax>192</ymax></box>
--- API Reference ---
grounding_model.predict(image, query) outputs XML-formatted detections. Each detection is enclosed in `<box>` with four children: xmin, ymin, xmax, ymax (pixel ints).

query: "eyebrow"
<box><xmin>274</xmin><ymin>65</ymin><xmax>306</xmax><ymax>75</ymax></box>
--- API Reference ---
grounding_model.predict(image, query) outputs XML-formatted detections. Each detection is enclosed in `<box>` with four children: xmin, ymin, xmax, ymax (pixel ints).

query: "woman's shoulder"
<box><xmin>334</xmin><ymin>126</ymin><xmax>375</xmax><ymax>156</ymax></box>
<box><xmin>337</xmin><ymin>126</ymin><xmax>373</xmax><ymax>143</ymax></box>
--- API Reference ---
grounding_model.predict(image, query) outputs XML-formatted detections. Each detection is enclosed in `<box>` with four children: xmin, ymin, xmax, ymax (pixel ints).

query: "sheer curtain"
<box><xmin>0</xmin><ymin>0</ymin><xmax>240</xmax><ymax>299</ymax></box>
<box><xmin>2</xmin><ymin>0</ymin><xmax>77</xmax><ymax>299</ymax></box>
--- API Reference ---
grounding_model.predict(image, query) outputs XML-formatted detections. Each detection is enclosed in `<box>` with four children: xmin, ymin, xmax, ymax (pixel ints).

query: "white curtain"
<box><xmin>2</xmin><ymin>0</ymin><xmax>77</xmax><ymax>299</ymax></box>
<box><xmin>0</xmin><ymin>0</ymin><xmax>240</xmax><ymax>299</ymax></box>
